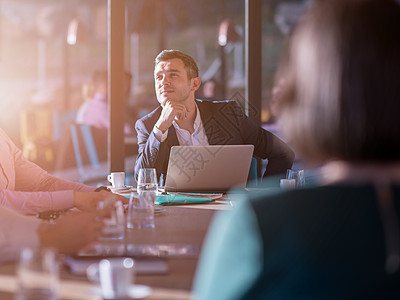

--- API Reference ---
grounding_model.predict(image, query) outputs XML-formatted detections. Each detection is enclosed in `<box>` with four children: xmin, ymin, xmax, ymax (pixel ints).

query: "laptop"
<box><xmin>164</xmin><ymin>145</ymin><xmax>254</xmax><ymax>192</ymax></box>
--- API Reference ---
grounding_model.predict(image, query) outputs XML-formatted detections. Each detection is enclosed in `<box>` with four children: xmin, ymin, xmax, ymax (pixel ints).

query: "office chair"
<box><xmin>69</xmin><ymin>123</ymin><xmax>108</xmax><ymax>184</ymax></box>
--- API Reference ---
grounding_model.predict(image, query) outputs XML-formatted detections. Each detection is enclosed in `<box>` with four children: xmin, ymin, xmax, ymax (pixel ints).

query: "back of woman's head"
<box><xmin>278</xmin><ymin>0</ymin><xmax>400</xmax><ymax>164</ymax></box>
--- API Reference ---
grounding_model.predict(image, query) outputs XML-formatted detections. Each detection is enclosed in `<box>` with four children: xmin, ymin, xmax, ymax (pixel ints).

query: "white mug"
<box><xmin>107</xmin><ymin>172</ymin><xmax>125</xmax><ymax>188</ymax></box>
<box><xmin>87</xmin><ymin>257</ymin><xmax>135</xmax><ymax>299</ymax></box>
<box><xmin>280</xmin><ymin>179</ymin><xmax>296</xmax><ymax>189</ymax></box>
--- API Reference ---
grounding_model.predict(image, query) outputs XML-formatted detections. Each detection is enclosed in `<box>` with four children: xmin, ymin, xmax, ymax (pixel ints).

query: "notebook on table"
<box><xmin>164</xmin><ymin>145</ymin><xmax>254</xmax><ymax>193</ymax></box>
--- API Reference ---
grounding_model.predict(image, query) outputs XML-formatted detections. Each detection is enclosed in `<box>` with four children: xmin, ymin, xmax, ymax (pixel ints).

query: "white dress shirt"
<box><xmin>153</xmin><ymin>104</ymin><xmax>209</xmax><ymax>146</ymax></box>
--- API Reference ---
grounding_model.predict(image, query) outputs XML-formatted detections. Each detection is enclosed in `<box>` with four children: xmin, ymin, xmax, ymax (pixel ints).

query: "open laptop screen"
<box><xmin>164</xmin><ymin>145</ymin><xmax>254</xmax><ymax>193</ymax></box>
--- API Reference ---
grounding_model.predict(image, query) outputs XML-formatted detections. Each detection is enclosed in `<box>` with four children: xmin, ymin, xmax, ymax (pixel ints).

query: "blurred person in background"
<box><xmin>198</xmin><ymin>78</ymin><xmax>222</xmax><ymax>101</ymax></box>
<box><xmin>75</xmin><ymin>81</ymin><xmax>96</xmax><ymax>124</ymax></box>
<box><xmin>76</xmin><ymin>70</ymin><xmax>135</xmax><ymax>136</ymax></box>
<box><xmin>193</xmin><ymin>0</ymin><xmax>400</xmax><ymax>299</ymax></box>
<box><xmin>0</xmin><ymin>127</ymin><xmax>125</xmax><ymax>215</ymax></box>
<box><xmin>268</xmin><ymin>77</ymin><xmax>285</xmax><ymax>126</ymax></box>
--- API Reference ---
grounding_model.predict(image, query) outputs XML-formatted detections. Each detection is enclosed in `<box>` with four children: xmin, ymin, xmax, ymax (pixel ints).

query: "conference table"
<box><xmin>0</xmin><ymin>198</ymin><xmax>232</xmax><ymax>300</ymax></box>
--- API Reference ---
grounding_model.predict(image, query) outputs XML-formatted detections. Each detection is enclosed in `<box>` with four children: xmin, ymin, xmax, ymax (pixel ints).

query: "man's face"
<box><xmin>154</xmin><ymin>58</ymin><xmax>199</xmax><ymax>106</ymax></box>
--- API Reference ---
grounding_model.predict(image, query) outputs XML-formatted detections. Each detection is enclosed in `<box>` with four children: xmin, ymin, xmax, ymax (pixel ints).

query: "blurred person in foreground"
<box><xmin>193</xmin><ymin>0</ymin><xmax>400</xmax><ymax>299</ymax></box>
<box><xmin>0</xmin><ymin>127</ymin><xmax>125</xmax><ymax>214</ymax></box>
<box><xmin>76</xmin><ymin>70</ymin><xmax>135</xmax><ymax>136</ymax></box>
<box><xmin>0</xmin><ymin>205</ymin><xmax>103</xmax><ymax>263</ymax></box>
<box><xmin>135</xmin><ymin>50</ymin><xmax>294</xmax><ymax>182</ymax></box>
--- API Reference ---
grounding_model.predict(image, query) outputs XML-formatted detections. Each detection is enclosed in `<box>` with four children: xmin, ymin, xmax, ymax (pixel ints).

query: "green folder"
<box><xmin>155</xmin><ymin>194</ymin><xmax>215</xmax><ymax>206</ymax></box>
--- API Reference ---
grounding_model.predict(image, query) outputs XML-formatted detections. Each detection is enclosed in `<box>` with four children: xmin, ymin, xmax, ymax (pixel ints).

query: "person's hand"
<box><xmin>94</xmin><ymin>186</ymin><xmax>111</xmax><ymax>192</ymax></box>
<box><xmin>37</xmin><ymin>211</ymin><xmax>103</xmax><ymax>254</ymax></box>
<box><xmin>73</xmin><ymin>190</ymin><xmax>127</xmax><ymax>211</ymax></box>
<box><xmin>155</xmin><ymin>100</ymin><xmax>189</xmax><ymax>133</ymax></box>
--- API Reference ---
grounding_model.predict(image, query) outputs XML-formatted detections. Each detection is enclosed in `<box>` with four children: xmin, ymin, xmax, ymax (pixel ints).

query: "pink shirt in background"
<box><xmin>0</xmin><ymin>128</ymin><xmax>95</xmax><ymax>215</ymax></box>
<box><xmin>77</xmin><ymin>93</ymin><xmax>135</xmax><ymax>136</ymax></box>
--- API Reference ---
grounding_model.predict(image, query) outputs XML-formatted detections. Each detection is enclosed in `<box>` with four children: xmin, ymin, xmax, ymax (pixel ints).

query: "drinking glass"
<box><xmin>126</xmin><ymin>192</ymin><xmax>155</xmax><ymax>229</ymax></box>
<box><xmin>86</xmin><ymin>257</ymin><xmax>135</xmax><ymax>299</ymax></box>
<box><xmin>16</xmin><ymin>248</ymin><xmax>59</xmax><ymax>300</ymax></box>
<box><xmin>286</xmin><ymin>169</ymin><xmax>305</xmax><ymax>187</ymax></box>
<box><xmin>101</xmin><ymin>200</ymin><xmax>125</xmax><ymax>240</ymax></box>
<box><xmin>137</xmin><ymin>168</ymin><xmax>158</xmax><ymax>193</ymax></box>
<box><xmin>128</xmin><ymin>168</ymin><xmax>158</xmax><ymax>229</ymax></box>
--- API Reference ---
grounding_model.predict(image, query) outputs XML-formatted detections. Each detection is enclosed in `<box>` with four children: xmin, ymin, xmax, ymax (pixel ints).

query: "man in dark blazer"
<box><xmin>135</xmin><ymin>50</ymin><xmax>294</xmax><ymax>184</ymax></box>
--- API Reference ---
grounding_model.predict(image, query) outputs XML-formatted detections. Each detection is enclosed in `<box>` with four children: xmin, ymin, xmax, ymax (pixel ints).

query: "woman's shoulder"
<box><xmin>246</xmin><ymin>183</ymin><xmax>379</xmax><ymax>216</ymax></box>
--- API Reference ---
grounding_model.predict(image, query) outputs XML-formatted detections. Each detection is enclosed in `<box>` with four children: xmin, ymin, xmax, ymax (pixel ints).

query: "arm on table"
<box><xmin>257</xmin><ymin>130</ymin><xmax>295</xmax><ymax>177</ymax></box>
<box><xmin>38</xmin><ymin>210</ymin><xmax>104</xmax><ymax>255</ymax></box>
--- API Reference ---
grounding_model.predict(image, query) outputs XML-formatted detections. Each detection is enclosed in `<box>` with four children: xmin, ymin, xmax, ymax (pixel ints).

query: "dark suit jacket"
<box><xmin>134</xmin><ymin>99</ymin><xmax>295</xmax><ymax>182</ymax></box>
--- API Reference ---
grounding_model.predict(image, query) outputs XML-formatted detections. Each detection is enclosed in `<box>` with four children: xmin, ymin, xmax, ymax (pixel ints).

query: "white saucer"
<box><xmin>109</xmin><ymin>186</ymin><xmax>135</xmax><ymax>193</ymax></box>
<box><xmin>89</xmin><ymin>284</ymin><xmax>152</xmax><ymax>299</ymax></box>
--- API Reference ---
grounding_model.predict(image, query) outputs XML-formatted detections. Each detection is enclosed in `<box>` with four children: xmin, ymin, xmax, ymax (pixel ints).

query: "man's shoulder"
<box><xmin>196</xmin><ymin>99</ymin><xmax>239</xmax><ymax>115</ymax></box>
<box><xmin>196</xmin><ymin>98</ymin><xmax>236</xmax><ymax>106</ymax></box>
<box><xmin>136</xmin><ymin>106</ymin><xmax>162</xmax><ymax>127</ymax></box>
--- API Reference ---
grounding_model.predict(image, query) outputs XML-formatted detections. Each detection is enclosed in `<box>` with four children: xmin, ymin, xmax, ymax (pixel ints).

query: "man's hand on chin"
<box><xmin>156</xmin><ymin>101</ymin><xmax>188</xmax><ymax>132</ymax></box>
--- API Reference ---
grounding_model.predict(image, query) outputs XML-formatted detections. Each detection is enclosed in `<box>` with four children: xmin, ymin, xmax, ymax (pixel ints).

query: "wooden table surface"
<box><xmin>0</xmin><ymin>201</ymin><xmax>231</xmax><ymax>300</ymax></box>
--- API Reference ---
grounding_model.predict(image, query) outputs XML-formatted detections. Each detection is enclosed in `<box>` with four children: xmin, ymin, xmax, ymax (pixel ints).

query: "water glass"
<box><xmin>126</xmin><ymin>192</ymin><xmax>155</xmax><ymax>229</ymax></box>
<box><xmin>286</xmin><ymin>169</ymin><xmax>305</xmax><ymax>188</ymax></box>
<box><xmin>16</xmin><ymin>248</ymin><xmax>58</xmax><ymax>300</ymax></box>
<box><xmin>86</xmin><ymin>257</ymin><xmax>135</xmax><ymax>299</ymax></box>
<box><xmin>101</xmin><ymin>200</ymin><xmax>125</xmax><ymax>240</ymax></box>
<box><xmin>137</xmin><ymin>168</ymin><xmax>158</xmax><ymax>193</ymax></box>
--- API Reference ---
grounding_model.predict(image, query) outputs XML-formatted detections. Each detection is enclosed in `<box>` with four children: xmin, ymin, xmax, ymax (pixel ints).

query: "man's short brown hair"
<box><xmin>155</xmin><ymin>50</ymin><xmax>199</xmax><ymax>79</ymax></box>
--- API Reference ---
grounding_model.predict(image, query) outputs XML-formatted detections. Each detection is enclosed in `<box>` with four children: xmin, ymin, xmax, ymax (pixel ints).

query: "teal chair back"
<box><xmin>247</xmin><ymin>157</ymin><xmax>258</xmax><ymax>186</ymax></box>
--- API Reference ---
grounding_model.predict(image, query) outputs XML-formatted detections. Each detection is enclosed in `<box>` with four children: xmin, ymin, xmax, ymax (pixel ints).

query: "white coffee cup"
<box><xmin>107</xmin><ymin>172</ymin><xmax>125</xmax><ymax>188</ymax></box>
<box><xmin>280</xmin><ymin>179</ymin><xmax>296</xmax><ymax>189</ymax></box>
<box><xmin>87</xmin><ymin>257</ymin><xmax>135</xmax><ymax>299</ymax></box>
